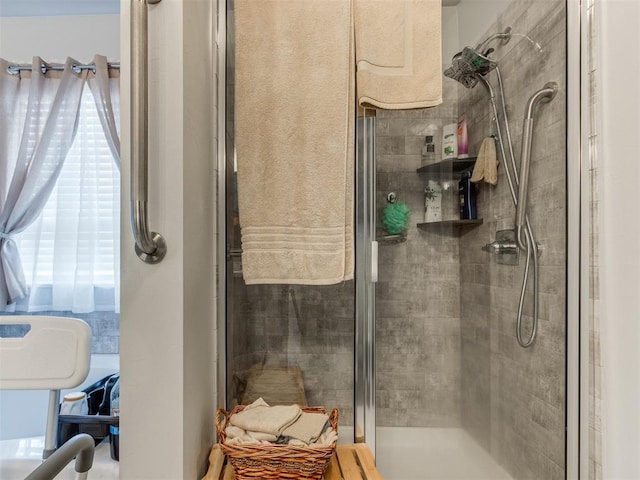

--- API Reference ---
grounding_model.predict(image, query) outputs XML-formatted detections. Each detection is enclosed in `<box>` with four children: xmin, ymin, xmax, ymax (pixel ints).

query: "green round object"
<box><xmin>382</xmin><ymin>202</ymin><xmax>410</xmax><ymax>235</ymax></box>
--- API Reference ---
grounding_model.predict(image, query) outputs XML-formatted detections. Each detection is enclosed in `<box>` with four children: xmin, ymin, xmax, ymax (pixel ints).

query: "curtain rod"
<box><xmin>6</xmin><ymin>62</ymin><xmax>120</xmax><ymax>75</ymax></box>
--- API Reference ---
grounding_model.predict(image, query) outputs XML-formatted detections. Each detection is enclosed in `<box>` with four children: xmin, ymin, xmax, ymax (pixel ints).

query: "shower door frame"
<box><xmin>353</xmin><ymin>1</ymin><xmax>585</xmax><ymax>475</ymax></box>
<box><xmin>355</xmin><ymin>113</ymin><xmax>377</xmax><ymax>456</ymax></box>
<box><xmin>568</xmin><ymin>0</ymin><xmax>583</xmax><ymax>477</ymax></box>
<box><xmin>216</xmin><ymin>0</ymin><xmax>585</xmax><ymax>475</ymax></box>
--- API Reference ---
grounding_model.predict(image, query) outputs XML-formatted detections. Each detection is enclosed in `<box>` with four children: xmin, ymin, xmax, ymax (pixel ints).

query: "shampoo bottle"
<box><xmin>424</xmin><ymin>180</ymin><xmax>442</xmax><ymax>223</ymax></box>
<box><xmin>442</xmin><ymin>123</ymin><xmax>458</xmax><ymax>160</ymax></box>
<box><xmin>457</xmin><ymin>115</ymin><xmax>469</xmax><ymax>158</ymax></box>
<box><xmin>458</xmin><ymin>171</ymin><xmax>477</xmax><ymax>220</ymax></box>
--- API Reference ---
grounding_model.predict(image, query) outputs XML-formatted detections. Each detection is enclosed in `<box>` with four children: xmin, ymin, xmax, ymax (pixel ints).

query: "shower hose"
<box><xmin>478</xmin><ymin>68</ymin><xmax>539</xmax><ymax>348</ymax></box>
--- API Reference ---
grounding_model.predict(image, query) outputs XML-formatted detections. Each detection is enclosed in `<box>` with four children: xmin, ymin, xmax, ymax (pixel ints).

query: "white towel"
<box><xmin>470</xmin><ymin>137</ymin><xmax>498</xmax><ymax>185</ymax></box>
<box><xmin>235</xmin><ymin>0</ymin><xmax>355</xmax><ymax>285</ymax></box>
<box><xmin>355</xmin><ymin>0</ymin><xmax>443</xmax><ymax>109</ymax></box>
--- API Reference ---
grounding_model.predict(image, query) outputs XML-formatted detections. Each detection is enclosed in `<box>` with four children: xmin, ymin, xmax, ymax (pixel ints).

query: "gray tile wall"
<box><xmin>227</xmin><ymin>279</ymin><xmax>355</xmax><ymax>423</ymax></box>
<box><xmin>457</xmin><ymin>1</ymin><xmax>567</xmax><ymax>478</ymax></box>
<box><xmin>374</xmin><ymin>78</ymin><xmax>462</xmax><ymax>427</ymax></box>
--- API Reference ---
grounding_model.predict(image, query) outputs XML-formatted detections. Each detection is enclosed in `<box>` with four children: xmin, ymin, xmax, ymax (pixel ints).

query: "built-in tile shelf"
<box><xmin>417</xmin><ymin>219</ymin><xmax>484</xmax><ymax>230</ymax></box>
<box><xmin>416</xmin><ymin>157</ymin><xmax>477</xmax><ymax>175</ymax></box>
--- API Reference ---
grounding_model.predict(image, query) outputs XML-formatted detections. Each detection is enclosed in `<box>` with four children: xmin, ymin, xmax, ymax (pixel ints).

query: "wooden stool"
<box><xmin>203</xmin><ymin>444</ymin><xmax>384</xmax><ymax>480</ymax></box>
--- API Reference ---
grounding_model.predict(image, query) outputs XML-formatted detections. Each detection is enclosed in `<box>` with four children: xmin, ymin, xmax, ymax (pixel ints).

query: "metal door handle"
<box><xmin>131</xmin><ymin>0</ymin><xmax>167</xmax><ymax>264</ymax></box>
<box><xmin>371</xmin><ymin>241</ymin><xmax>378</xmax><ymax>283</ymax></box>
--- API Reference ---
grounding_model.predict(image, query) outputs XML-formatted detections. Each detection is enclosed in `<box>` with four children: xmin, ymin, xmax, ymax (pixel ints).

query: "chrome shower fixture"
<box><xmin>475</xmin><ymin>26</ymin><xmax>512</xmax><ymax>53</ymax></box>
<box><xmin>443</xmin><ymin>27</ymin><xmax>512</xmax><ymax>88</ymax></box>
<box><xmin>443</xmin><ymin>26</ymin><xmax>558</xmax><ymax>349</ymax></box>
<box><xmin>444</xmin><ymin>47</ymin><xmax>498</xmax><ymax>88</ymax></box>
<box><xmin>515</xmin><ymin>82</ymin><xmax>559</xmax><ymax>251</ymax></box>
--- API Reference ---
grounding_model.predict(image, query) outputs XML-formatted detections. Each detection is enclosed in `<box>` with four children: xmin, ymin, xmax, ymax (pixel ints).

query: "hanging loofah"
<box><xmin>382</xmin><ymin>202</ymin><xmax>410</xmax><ymax>235</ymax></box>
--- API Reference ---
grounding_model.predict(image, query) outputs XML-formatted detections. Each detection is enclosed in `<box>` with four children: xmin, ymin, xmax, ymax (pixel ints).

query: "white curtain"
<box><xmin>83</xmin><ymin>54</ymin><xmax>121</xmax><ymax>312</ymax></box>
<box><xmin>88</xmin><ymin>55</ymin><xmax>120</xmax><ymax>171</ymax></box>
<box><xmin>0</xmin><ymin>57</ymin><xmax>87</xmax><ymax>308</ymax></box>
<box><xmin>0</xmin><ymin>56</ymin><xmax>120</xmax><ymax>313</ymax></box>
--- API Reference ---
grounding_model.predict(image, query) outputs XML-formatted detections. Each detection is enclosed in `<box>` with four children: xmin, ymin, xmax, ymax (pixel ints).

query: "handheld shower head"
<box><xmin>443</xmin><ymin>47</ymin><xmax>498</xmax><ymax>88</ymax></box>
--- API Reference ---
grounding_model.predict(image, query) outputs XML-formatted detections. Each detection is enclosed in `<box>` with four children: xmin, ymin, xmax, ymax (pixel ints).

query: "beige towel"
<box><xmin>470</xmin><ymin>137</ymin><xmax>498</xmax><ymax>185</ymax></box>
<box><xmin>235</xmin><ymin>0</ymin><xmax>354</xmax><ymax>285</ymax></box>
<box><xmin>229</xmin><ymin>401</ymin><xmax>302</xmax><ymax>436</ymax></box>
<box><xmin>225</xmin><ymin>425</ymin><xmax>278</xmax><ymax>443</ymax></box>
<box><xmin>355</xmin><ymin>0</ymin><xmax>443</xmax><ymax>109</ymax></box>
<box><xmin>282</xmin><ymin>412</ymin><xmax>330</xmax><ymax>444</ymax></box>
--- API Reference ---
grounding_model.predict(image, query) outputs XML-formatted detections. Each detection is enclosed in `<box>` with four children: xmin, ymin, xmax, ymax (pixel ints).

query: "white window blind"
<box><xmin>11</xmin><ymin>86</ymin><xmax>120</xmax><ymax>313</ymax></box>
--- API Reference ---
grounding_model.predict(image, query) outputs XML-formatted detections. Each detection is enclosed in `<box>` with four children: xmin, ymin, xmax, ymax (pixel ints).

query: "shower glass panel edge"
<box><xmin>355</xmin><ymin>114</ymin><xmax>377</xmax><ymax>455</ymax></box>
<box><xmin>217</xmin><ymin>0</ymin><xmax>228</xmax><ymax>412</ymax></box>
<box><xmin>567</xmin><ymin>0</ymin><xmax>584</xmax><ymax>477</ymax></box>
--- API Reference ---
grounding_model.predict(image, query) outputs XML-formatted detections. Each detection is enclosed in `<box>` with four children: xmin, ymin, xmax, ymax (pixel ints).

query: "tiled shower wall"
<box><xmin>374</xmin><ymin>78</ymin><xmax>462</xmax><ymax>427</ymax></box>
<box><xmin>228</xmin><ymin>281</ymin><xmax>355</xmax><ymax>422</ymax></box>
<box><xmin>457</xmin><ymin>0</ymin><xmax>567</xmax><ymax>478</ymax></box>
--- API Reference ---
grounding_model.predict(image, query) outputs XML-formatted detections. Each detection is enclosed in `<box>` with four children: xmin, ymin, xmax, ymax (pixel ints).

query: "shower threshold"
<box><xmin>375</xmin><ymin>427</ymin><xmax>512</xmax><ymax>480</ymax></box>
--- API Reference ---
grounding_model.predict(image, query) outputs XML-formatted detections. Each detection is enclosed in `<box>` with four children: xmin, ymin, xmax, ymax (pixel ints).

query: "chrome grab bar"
<box><xmin>131</xmin><ymin>0</ymin><xmax>166</xmax><ymax>264</ymax></box>
<box><xmin>514</xmin><ymin>82</ymin><xmax>558</xmax><ymax>250</ymax></box>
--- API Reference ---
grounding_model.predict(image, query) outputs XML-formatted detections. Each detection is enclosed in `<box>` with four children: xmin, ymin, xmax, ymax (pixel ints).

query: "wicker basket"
<box><xmin>215</xmin><ymin>405</ymin><xmax>338</xmax><ymax>480</ymax></box>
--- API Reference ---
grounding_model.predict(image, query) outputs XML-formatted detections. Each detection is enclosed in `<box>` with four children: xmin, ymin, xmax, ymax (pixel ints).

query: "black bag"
<box><xmin>57</xmin><ymin>373</ymin><xmax>120</xmax><ymax>447</ymax></box>
<box><xmin>83</xmin><ymin>373</ymin><xmax>119</xmax><ymax>415</ymax></box>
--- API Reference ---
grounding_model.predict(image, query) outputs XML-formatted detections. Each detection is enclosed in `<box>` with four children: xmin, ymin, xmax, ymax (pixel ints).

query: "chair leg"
<box><xmin>43</xmin><ymin>390</ymin><xmax>60</xmax><ymax>459</ymax></box>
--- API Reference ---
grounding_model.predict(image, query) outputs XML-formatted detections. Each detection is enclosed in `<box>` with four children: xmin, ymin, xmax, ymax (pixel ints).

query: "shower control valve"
<box><xmin>482</xmin><ymin>229</ymin><xmax>519</xmax><ymax>265</ymax></box>
<box><xmin>482</xmin><ymin>239</ymin><xmax>518</xmax><ymax>255</ymax></box>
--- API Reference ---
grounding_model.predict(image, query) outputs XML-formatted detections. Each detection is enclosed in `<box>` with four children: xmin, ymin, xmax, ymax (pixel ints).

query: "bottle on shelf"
<box><xmin>421</xmin><ymin>136</ymin><xmax>436</xmax><ymax>166</ymax></box>
<box><xmin>424</xmin><ymin>180</ymin><xmax>442</xmax><ymax>223</ymax></box>
<box><xmin>442</xmin><ymin>123</ymin><xmax>458</xmax><ymax>160</ymax></box>
<box><xmin>458</xmin><ymin>171</ymin><xmax>477</xmax><ymax>220</ymax></box>
<box><xmin>421</xmin><ymin>124</ymin><xmax>438</xmax><ymax>166</ymax></box>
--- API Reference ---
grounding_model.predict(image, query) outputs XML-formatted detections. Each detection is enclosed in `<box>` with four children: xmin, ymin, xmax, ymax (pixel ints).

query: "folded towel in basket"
<box><xmin>282</xmin><ymin>412</ymin><xmax>330</xmax><ymax>444</ymax></box>
<box><xmin>225</xmin><ymin>425</ymin><xmax>278</xmax><ymax>443</ymax></box>
<box><xmin>229</xmin><ymin>398</ymin><xmax>302</xmax><ymax>436</ymax></box>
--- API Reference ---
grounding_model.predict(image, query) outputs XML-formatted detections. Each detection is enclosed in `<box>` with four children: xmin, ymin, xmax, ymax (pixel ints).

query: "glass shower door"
<box><xmin>371</xmin><ymin>1</ymin><xmax>568</xmax><ymax>478</ymax></box>
<box><xmin>223</xmin><ymin>0</ymin><xmax>356</xmax><ymax>443</ymax></box>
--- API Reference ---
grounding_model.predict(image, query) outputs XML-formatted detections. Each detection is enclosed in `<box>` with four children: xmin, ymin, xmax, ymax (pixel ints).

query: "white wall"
<box><xmin>597</xmin><ymin>0</ymin><xmax>640</xmax><ymax>477</ymax></box>
<box><xmin>457</xmin><ymin>0</ymin><xmax>515</xmax><ymax>49</ymax></box>
<box><xmin>0</xmin><ymin>15</ymin><xmax>119</xmax><ymax>62</ymax></box>
<box><xmin>182</xmin><ymin>0</ymin><xmax>218</xmax><ymax>476</ymax></box>
<box><xmin>442</xmin><ymin>6</ymin><xmax>460</xmax><ymax>65</ymax></box>
<box><xmin>119</xmin><ymin>0</ymin><xmax>217</xmax><ymax>478</ymax></box>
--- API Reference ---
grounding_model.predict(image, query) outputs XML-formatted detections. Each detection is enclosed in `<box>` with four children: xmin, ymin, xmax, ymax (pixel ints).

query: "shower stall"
<box><xmin>220</xmin><ymin>0</ymin><xmax>576</xmax><ymax>478</ymax></box>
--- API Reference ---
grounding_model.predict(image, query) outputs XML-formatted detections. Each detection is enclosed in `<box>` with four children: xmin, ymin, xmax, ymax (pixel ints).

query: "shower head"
<box><xmin>443</xmin><ymin>46</ymin><xmax>498</xmax><ymax>88</ymax></box>
<box><xmin>444</xmin><ymin>27</ymin><xmax>512</xmax><ymax>88</ymax></box>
